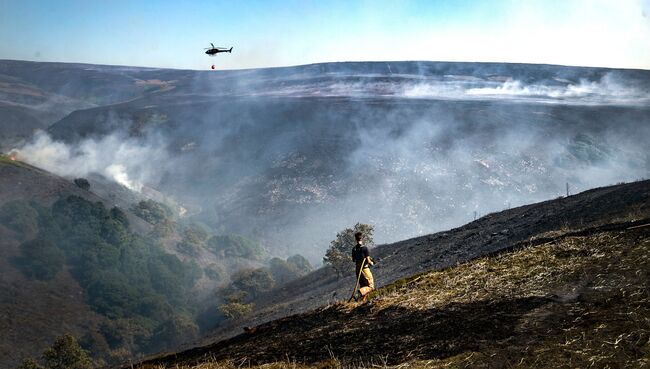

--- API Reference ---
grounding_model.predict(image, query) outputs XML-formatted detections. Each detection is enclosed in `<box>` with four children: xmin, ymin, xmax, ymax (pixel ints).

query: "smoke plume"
<box><xmin>12</xmin><ymin>130</ymin><xmax>170</xmax><ymax>192</ymax></box>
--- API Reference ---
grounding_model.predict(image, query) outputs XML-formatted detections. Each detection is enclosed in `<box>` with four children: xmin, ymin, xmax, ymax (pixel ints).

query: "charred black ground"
<box><xmin>133</xmin><ymin>180</ymin><xmax>650</xmax><ymax>368</ymax></box>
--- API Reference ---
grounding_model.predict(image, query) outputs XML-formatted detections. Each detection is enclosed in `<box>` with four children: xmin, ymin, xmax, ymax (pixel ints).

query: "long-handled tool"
<box><xmin>348</xmin><ymin>258</ymin><xmax>366</xmax><ymax>302</ymax></box>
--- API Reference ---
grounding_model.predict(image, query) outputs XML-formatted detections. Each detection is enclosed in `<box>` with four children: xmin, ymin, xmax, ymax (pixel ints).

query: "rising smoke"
<box><xmin>235</xmin><ymin>72</ymin><xmax>650</xmax><ymax>106</ymax></box>
<box><xmin>12</xmin><ymin>130</ymin><xmax>170</xmax><ymax>192</ymax></box>
<box><xmin>11</xmin><ymin>63</ymin><xmax>650</xmax><ymax>263</ymax></box>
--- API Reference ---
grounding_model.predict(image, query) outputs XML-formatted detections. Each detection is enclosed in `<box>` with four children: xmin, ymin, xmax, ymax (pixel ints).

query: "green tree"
<box><xmin>269</xmin><ymin>258</ymin><xmax>300</xmax><ymax>285</ymax></box>
<box><xmin>230</xmin><ymin>268</ymin><xmax>275</xmax><ymax>298</ymax></box>
<box><xmin>148</xmin><ymin>315</ymin><xmax>199</xmax><ymax>352</ymax></box>
<box><xmin>30</xmin><ymin>201</ymin><xmax>63</xmax><ymax>241</ymax></box>
<box><xmin>137</xmin><ymin>294</ymin><xmax>173</xmax><ymax>319</ymax></box>
<box><xmin>78</xmin><ymin>241</ymin><xmax>120</xmax><ymax>270</ymax></box>
<box><xmin>176</xmin><ymin>240</ymin><xmax>200</xmax><ymax>256</ymax></box>
<box><xmin>79</xmin><ymin>331</ymin><xmax>110</xmax><ymax>367</ymax></box>
<box><xmin>109</xmin><ymin>207</ymin><xmax>129</xmax><ymax>228</ymax></box>
<box><xmin>42</xmin><ymin>334</ymin><xmax>93</xmax><ymax>369</ymax></box>
<box><xmin>101</xmin><ymin>219</ymin><xmax>129</xmax><ymax>246</ymax></box>
<box><xmin>17</xmin><ymin>194</ymin><xmax>207</xmax><ymax>356</ymax></box>
<box><xmin>204</xmin><ymin>263</ymin><xmax>224</xmax><ymax>281</ymax></box>
<box><xmin>176</xmin><ymin>225</ymin><xmax>208</xmax><ymax>256</ymax></box>
<box><xmin>83</xmin><ymin>271</ymin><xmax>140</xmax><ymax>318</ymax></box>
<box><xmin>287</xmin><ymin>254</ymin><xmax>313</xmax><ymax>274</ymax></box>
<box><xmin>207</xmin><ymin>234</ymin><xmax>262</xmax><ymax>259</ymax></box>
<box><xmin>17</xmin><ymin>238</ymin><xmax>64</xmax><ymax>281</ymax></box>
<box><xmin>323</xmin><ymin>223</ymin><xmax>374</xmax><ymax>276</ymax></box>
<box><xmin>73</xmin><ymin>178</ymin><xmax>91</xmax><ymax>191</ymax></box>
<box><xmin>150</xmin><ymin>219</ymin><xmax>176</xmax><ymax>239</ymax></box>
<box><xmin>0</xmin><ymin>200</ymin><xmax>39</xmax><ymax>239</ymax></box>
<box><xmin>183</xmin><ymin>225</ymin><xmax>208</xmax><ymax>244</ymax></box>
<box><xmin>52</xmin><ymin>196</ymin><xmax>107</xmax><ymax>230</ymax></box>
<box><xmin>98</xmin><ymin>319</ymin><xmax>152</xmax><ymax>352</ymax></box>
<box><xmin>147</xmin><ymin>258</ymin><xmax>184</xmax><ymax>303</ymax></box>
<box><xmin>130</xmin><ymin>200</ymin><xmax>172</xmax><ymax>224</ymax></box>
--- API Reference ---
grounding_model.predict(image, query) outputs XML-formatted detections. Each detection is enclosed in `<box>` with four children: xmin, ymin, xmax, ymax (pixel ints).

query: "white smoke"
<box><xmin>403</xmin><ymin>74</ymin><xmax>649</xmax><ymax>105</ymax></box>
<box><xmin>466</xmin><ymin>76</ymin><xmax>646</xmax><ymax>102</ymax></box>
<box><xmin>104</xmin><ymin>164</ymin><xmax>141</xmax><ymax>191</ymax></box>
<box><xmin>12</xmin><ymin>130</ymin><xmax>169</xmax><ymax>192</ymax></box>
<box><xmin>220</xmin><ymin>73</ymin><xmax>649</xmax><ymax>105</ymax></box>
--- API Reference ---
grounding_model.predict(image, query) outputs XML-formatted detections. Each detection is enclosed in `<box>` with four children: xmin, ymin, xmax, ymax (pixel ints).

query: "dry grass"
<box><xmin>373</xmin><ymin>233</ymin><xmax>620</xmax><ymax>308</ymax></box>
<box><xmin>138</xmin><ymin>225</ymin><xmax>650</xmax><ymax>369</ymax></box>
<box><xmin>369</xmin><ymin>230</ymin><xmax>650</xmax><ymax>368</ymax></box>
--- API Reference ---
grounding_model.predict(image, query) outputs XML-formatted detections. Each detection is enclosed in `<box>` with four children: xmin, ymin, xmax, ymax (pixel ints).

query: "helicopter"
<box><xmin>205</xmin><ymin>43</ymin><xmax>233</xmax><ymax>55</ymax></box>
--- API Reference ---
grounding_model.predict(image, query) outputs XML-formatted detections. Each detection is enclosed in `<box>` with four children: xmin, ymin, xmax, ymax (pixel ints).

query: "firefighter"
<box><xmin>351</xmin><ymin>231</ymin><xmax>374</xmax><ymax>301</ymax></box>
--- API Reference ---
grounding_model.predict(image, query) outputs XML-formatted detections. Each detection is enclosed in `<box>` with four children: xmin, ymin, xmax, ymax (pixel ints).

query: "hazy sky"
<box><xmin>1</xmin><ymin>0</ymin><xmax>649</xmax><ymax>70</ymax></box>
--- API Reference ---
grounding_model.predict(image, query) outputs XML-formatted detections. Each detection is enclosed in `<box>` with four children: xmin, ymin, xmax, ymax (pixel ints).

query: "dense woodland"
<box><xmin>0</xmin><ymin>195</ymin><xmax>312</xmax><ymax>365</ymax></box>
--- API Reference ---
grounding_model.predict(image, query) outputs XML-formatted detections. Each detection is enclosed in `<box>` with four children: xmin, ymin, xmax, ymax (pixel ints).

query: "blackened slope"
<box><xmin>198</xmin><ymin>180</ymin><xmax>650</xmax><ymax>346</ymax></box>
<box><xmin>370</xmin><ymin>179</ymin><xmax>650</xmax><ymax>280</ymax></box>
<box><xmin>135</xmin><ymin>213</ymin><xmax>650</xmax><ymax>368</ymax></box>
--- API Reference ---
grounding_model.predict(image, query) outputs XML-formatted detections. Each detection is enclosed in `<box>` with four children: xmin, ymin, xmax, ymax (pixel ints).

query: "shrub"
<box><xmin>269</xmin><ymin>258</ymin><xmax>300</xmax><ymax>285</ymax></box>
<box><xmin>73</xmin><ymin>178</ymin><xmax>90</xmax><ymax>191</ymax></box>
<box><xmin>130</xmin><ymin>200</ymin><xmax>172</xmax><ymax>224</ymax></box>
<box><xmin>268</xmin><ymin>254</ymin><xmax>313</xmax><ymax>286</ymax></box>
<box><xmin>15</xmin><ymin>358</ymin><xmax>43</xmax><ymax>369</ymax></box>
<box><xmin>218</xmin><ymin>292</ymin><xmax>254</xmax><ymax>320</ymax></box>
<box><xmin>323</xmin><ymin>223</ymin><xmax>374</xmax><ymax>276</ymax></box>
<box><xmin>219</xmin><ymin>300</ymin><xmax>254</xmax><ymax>320</ymax></box>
